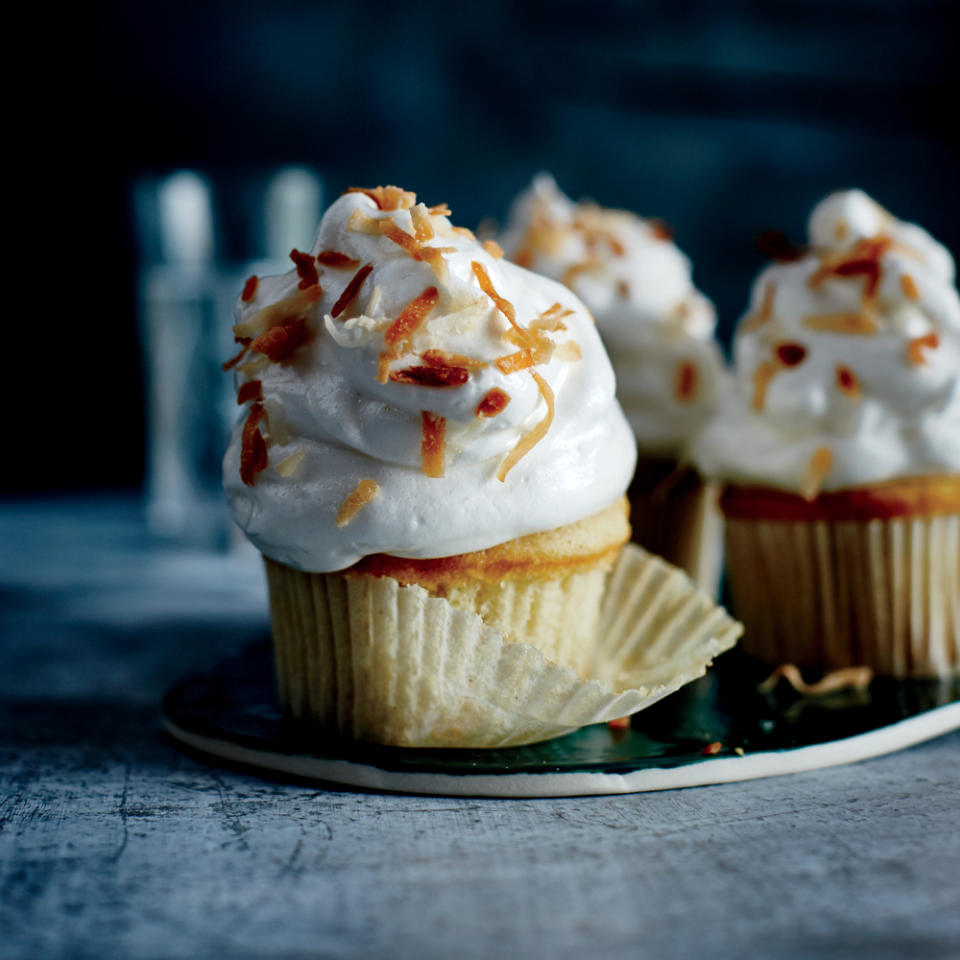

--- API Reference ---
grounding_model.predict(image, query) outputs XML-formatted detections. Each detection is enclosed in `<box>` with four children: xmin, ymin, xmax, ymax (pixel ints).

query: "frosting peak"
<box><xmin>692</xmin><ymin>189</ymin><xmax>960</xmax><ymax>495</ymax></box>
<box><xmin>223</xmin><ymin>187</ymin><xmax>636</xmax><ymax>571</ymax></box>
<box><xmin>499</xmin><ymin>174</ymin><xmax>725</xmax><ymax>455</ymax></box>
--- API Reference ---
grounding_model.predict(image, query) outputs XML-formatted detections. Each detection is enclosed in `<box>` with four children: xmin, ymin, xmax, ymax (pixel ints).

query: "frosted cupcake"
<box><xmin>693</xmin><ymin>189</ymin><xmax>960</xmax><ymax>677</ymax></box>
<box><xmin>500</xmin><ymin>175</ymin><xmax>727</xmax><ymax>594</ymax></box>
<box><xmin>223</xmin><ymin>186</ymin><xmax>743</xmax><ymax>746</ymax></box>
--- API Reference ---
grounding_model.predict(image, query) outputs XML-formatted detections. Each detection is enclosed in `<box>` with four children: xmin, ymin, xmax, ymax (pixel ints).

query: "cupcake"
<box><xmin>693</xmin><ymin>189</ymin><xmax>960</xmax><ymax>678</ymax></box>
<box><xmin>499</xmin><ymin>174</ymin><xmax>727</xmax><ymax>594</ymax></box>
<box><xmin>223</xmin><ymin>185</ymin><xmax>743</xmax><ymax>746</ymax></box>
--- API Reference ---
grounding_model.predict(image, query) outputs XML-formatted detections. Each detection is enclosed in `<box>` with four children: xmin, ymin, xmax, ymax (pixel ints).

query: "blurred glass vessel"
<box><xmin>135</xmin><ymin>166</ymin><xmax>323</xmax><ymax>547</ymax></box>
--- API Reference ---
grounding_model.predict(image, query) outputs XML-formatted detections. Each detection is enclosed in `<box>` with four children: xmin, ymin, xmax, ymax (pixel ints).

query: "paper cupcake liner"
<box><xmin>725</xmin><ymin>513</ymin><xmax>960</xmax><ymax>678</ymax></box>
<box><xmin>428</xmin><ymin>569</ymin><xmax>609</xmax><ymax>678</ymax></box>
<box><xmin>628</xmin><ymin>459</ymin><xmax>724</xmax><ymax>598</ymax></box>
<box><xmin>265</xmin><ymin>544</ymin><xmax>743</xmax><ymax>748</ymax></box>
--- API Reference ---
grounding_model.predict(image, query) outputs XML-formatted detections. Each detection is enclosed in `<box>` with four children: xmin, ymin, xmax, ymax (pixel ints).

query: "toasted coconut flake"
<box><xmin>496</xmin><ymin>350</ymin><xmax>535</xmax><ymax>375</ymax></box>
<box><xmin>240</xmin><ymin>404</ymin><xmax>268</xmax><ymax>487</ymax></box>
<box><xmin>345</xmin><ymin>186</ymin><xmax>417</xmax><ymax>211</ymax></box>
<box><xmin>420</xmin><ymin>246</ymin><xmax>455</xmax><ymax>283</ymax></box>
<box><xmin>606</xmin><ymin>234</ymin><xmax>626</xmax><ymax>256</ymax></box>
<box><xmin>241</xmin><ymin>275</ymin><xmax>259</xmax><ymax>302</ymax></box>
<box><xmin>617</xmin><ymin>280</ymin><xmax>630</xmax><ymax>299</ymax></box>
<box><xmin>422</xmin><ymin>349</ymin><xmax>486</xmax><ymax>370</ymax></box>
<box><xmin>453</xmin><ymin>226</ymin><xmax>476</xmax><ymax>241</ymax></box>
<box><xmin>530</xmin><ymin>304</ymin><xmax>572</xmax><ymax>332</ymax></box>
<box><xmin>496</xmin><ymin>372</ymin><xmax>555</xmax><ymax>482</ymax></box>
<box><xmin>274</xmin><ymin>449</ymin><xmax>306</xmax><ymax>479</ymax></box>
<box><xmin>316</xmin><ymin>250</ymin><xmax>361</xmax><ymax>268</ymax></box>
<box><xmin>428</xmin><ymin>203</ymin><xmax>451</xmax><ymax>216</ymax></box>
<box><xmin>261</xmin><ymin>405</ymin><xmax>291</xmax><ymax>446</ymax></box>
<box><xmin>511</xmin><ymin>217</ymin><xmax>563</xmax><ymax>269</ymax></box>
<box><xmin>364</xmin><ymin>284</ymin><xmax>384</xmax><ymax>317</ymax></box>
<box><xmin>802</xmin><ymin>312</ymin><xmax>878</xmax><ymax>335</ymax></box>
<box><xmin>502</xmin><ymin>327</ymin><xmax>556</xmax><ymax>354</ymax></box>
<box><xmin>378</xmin><ymin>287</ymin><xmax>441</xmax><ymax>384</ymax></box>
<box><xmin>701</xmin><ymin>741</ymin><xmax>723</xmax><ymax>756</ymax></box>
<box><xmin>376</xmin><ymin>352</ymin><xmax>393</xmax><ymax>384</ymax></box>
<box><xmin>233</xmin><ymin>286</ymin><xmax>323</xmax><ymax>341</ymax></box>
<box><xmin>755</xmin><ymin>230</ymin><xmax>805</xmax><ymax>263</ymax></box>
<box><xmin>758</xmin><ymin>663</ymin><xmax>873</xmax><ymax>696</ymax></box>
<box><xmin>496</xmin><ymin>332</ymin><xmax>555</xmax><ymax>374</ymax></box>
<box><xmin>835</xmin><ymin>364</ymin><xmax>861</xmax><ymax>399</ymax></box>
<box><xmin>476</xmin><ymin>388</ymin><xmax>510</xmax><ymax>418</ymax></box>
<box><xmin>237</xmin><ymin>355</ymin><xmax>271</xmax><ymax>376</ymax></box>
<box><xmin>385</xmin><ymin>287</ymin><xmax>440</xmax><ymax>350</ymax></box>
<box><xmin>555</xmin><ymin>340</ymin><xmax>582</xmax><ymax>363</ymax></box>
<box><xmin>236</xmin><ymin>379</ymin><xmax>262</xmax><ymax>405</ymax></box>
<box><xmin>390</xmin><ymin>365</ymin><xmax>469</xmax><ymax>387</ymax></box>
<box><xmin>383</xmin><ymin>186</ymin><xmax>417</xmax><ymax>210</ymax></box>
<box><xmin>803</xmin><ymin>447</ymin><xmax>834</xmax><ymax>500</ymax></box>
<box><xmin>410</xmin><ymin>204</ymin><xmax>435</xmax><ymax>243</ymax></box>
<box><xmin>222</xmin><ymin>343</ymin><xmax>250</xmax><ymax>371</ymax></box>
<box><xmin>331</xmin><ymin>264</ymin><xmax>374</xmax><ymax>319</ymax></box>
<box><xmin>529</xmin><ymin>315</ymin><xmax>568</xmax><ymax>332</ymax></box>
<box><xmin>741</xmin><ymin>282</ymin><xmax>777</xmax><ymax>333</ymax></box>
<box><xmin>471</xmin><ymin>260</ymin><xmax>535</xmax><ymax>347</ymax></box>
<box><xmin>420</xmin><ymin>411</ymin><xmax>446</xmax><ymax>478</ymax></box>
<box><xmin>834</xmin><ymin>220</ymin><xmax>849</xmax><ymax>242</ymax></box>
<box><xmin>775</xmin><ymin>342</ymin><xmax>808</xmax><ymax>367</ymax></box>
<box><xmin>251</xmin><ymin>316</ymin><xmax>309</xmax><ymax>363</ymax></box>
<box><xmin>752</xmin><ymin>361</ymin><xmax>779</xmax><ymax>412</ymax></box>
<box><xmin>674</xmin><ymin>361</ymin><xmax>698</xmax><ymax>403</ymax></box>
<box><xmin>335</xmin><ymin>477</ymin><xmax>381</xmax><ymax>526</ymax></box>
<box><xmin>482</xmin><ymin>239</ymin><xmax>504</xmax><ymax>259</ymax></box>
<box><xmin>346</xmin><ymin>187</ymin><xmax>383</xmax><ymax>209</ymax></box>
<box><xmin>808</xmin><ymin>236</ymin><xmax>892</xmax><ymax>302</ymax></box>
<box><xmin>906</xmin><ymin>332</ymin><xmax>939</xmax><ymax>366</ymax></box>
<box><xmin>561</xmin><ymin>260</ymin><xmax>600</xmax><ymax>289</ymax></box>
<box><xmin>900</xmin><ymin>274</ymin><xmax>919</xmax><ymax>300</ymax></box>
<box><xmin>289</xmin><ymin>248</ymin><xmax>319</xmax><ymax>289</ymax></box>
<box><xmin>380</xmin><ymin>220</ymin><xmax>422</xmax><ymax>259</ymax></box>
<box><xmin>650</xmin><ymin>218</ymin><xmax>675</xmax><ymax>242</ymax></box>
<box><xmin>347</xmin><ymin>209</ymin><xmax>382</xmax><ymax>234</ymax></box>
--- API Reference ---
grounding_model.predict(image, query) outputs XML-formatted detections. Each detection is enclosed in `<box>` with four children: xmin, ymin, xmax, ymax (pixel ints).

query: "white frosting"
<box><xmin>500</xmin><ymin>174</ymin><xmax>726</xmax><ymax>455</ymax></box>
<box><xmin>692</xmin><ymin>189</ymin><xmax>960</xmax><ymax>493</ymax></box>
<box><xmin>223</xmin><ymin>190</ymin><xmax>636</xmax><ymax>572</ymax></box>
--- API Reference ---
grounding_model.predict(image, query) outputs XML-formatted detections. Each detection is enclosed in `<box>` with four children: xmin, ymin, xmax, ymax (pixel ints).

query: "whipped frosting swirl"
<box><xmin>692</xmin><ymin>189</ymin><xmax>960</xmax><ymax>495</ymax></box>
<box><xmin>499</xmin><ymin>174</ymin><xmax>726</xmax><ymax>455</ymax></box>
<box><xmin>223</xmin><ymin>188</ymin><xmax>636</xmax><ymax>571</ymax></box>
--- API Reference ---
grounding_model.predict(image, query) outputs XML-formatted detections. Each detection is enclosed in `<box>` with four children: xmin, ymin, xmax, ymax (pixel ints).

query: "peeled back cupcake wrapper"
<box><xmin>265</xmin><ymin>544</ymin><xmax>743</xmax><ymax>748</ymax></box>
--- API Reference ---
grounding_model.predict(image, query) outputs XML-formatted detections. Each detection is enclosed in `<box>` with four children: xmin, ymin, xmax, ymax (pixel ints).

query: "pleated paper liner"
<box><xmin>412</xmin><ymin>568</ymin><xmax>609</xmax><ymax>678</ymax></box>
<box><xmin>725</xmin><ymin>513</ymin><xmax>960</xmax><ymax>678</ymax></box>
<box><xmin>627</xmin><ymin>458</ymin><xmax>724</xmax><ymax>598</ymax></box>
<box><xmin>264</xmin><ymin>544</ymin><xmax>743</xmax><ymax>748</ymax></box>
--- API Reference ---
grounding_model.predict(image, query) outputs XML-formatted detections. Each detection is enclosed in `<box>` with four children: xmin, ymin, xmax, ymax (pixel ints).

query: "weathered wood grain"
<box><xmin>1</xmin><ymin>500</ymin><xmax>958</xmax><ymax>960</ymax></box>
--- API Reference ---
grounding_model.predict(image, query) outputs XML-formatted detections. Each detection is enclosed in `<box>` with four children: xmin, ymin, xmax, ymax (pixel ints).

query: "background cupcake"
<box><xmin>223</xmin><ymin>185</ymin><xmax>642</xmax><ymax>742</ymax></box>
<box><xmin>499</xmin><ymin>174</ymin><xmax>727</xmax><ymax>594</ymax></box>
<box><xmin>693</xmin><ymin>189</ymin><xmax>960</xmax><ymax>677</ymax></box>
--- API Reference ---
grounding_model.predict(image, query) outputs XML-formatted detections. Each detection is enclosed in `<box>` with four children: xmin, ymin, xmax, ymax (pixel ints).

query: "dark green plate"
<box><xmin>163</xmin><ymin>642</ymin><xmax>960</xmax><ymax>797</ymax></box>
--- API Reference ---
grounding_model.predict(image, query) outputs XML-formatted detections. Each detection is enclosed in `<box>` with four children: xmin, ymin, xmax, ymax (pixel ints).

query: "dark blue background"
<box><xmin>21</xmin><ymin>0</ymin><xmax>960</xmax><ymax>494</ymax></box>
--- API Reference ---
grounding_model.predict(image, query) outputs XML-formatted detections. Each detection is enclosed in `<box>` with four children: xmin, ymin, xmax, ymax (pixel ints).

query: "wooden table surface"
<box><xmin>2</xmin><ymin>499</ymin><xmax>958</xmax><ymax>960</ymax></box>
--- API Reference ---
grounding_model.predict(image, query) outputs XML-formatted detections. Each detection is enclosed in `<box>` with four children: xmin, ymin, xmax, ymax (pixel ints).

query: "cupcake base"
<box><xmin>263</xmin><ymin>543</ymin><xmax>742</xmax><ymax>748</ymax></box>
<box><xmin>722</xmin><ymin>479</ymin><xmax>960</xmax><ymax>678</ymax></box>
<box><xmin>628</xmin><ymin>457</ymin><xmax>723</xmax><ymax>597</ymax></box>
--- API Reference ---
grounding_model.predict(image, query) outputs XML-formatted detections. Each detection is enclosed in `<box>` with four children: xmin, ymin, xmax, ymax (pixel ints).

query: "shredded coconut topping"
<box><xmin>335</xmin><ymin>477</ymin><xmax>381</xmax><ymax>526</ymax></box>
